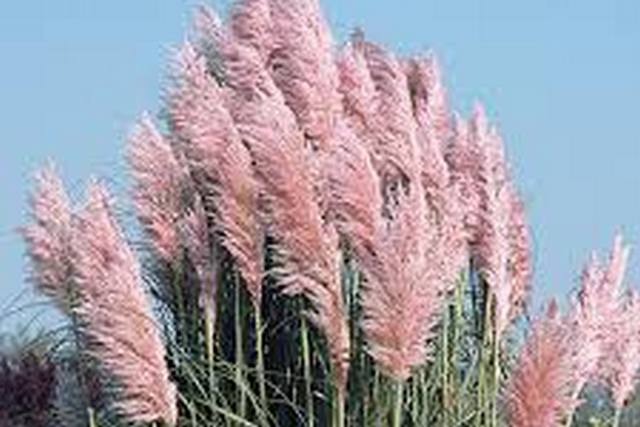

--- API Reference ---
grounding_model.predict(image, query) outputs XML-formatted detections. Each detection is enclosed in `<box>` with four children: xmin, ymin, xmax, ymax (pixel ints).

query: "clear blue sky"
<box><xmin>1</xmin><ymin>1</ymin><xmax>638</xmax><ymax>332</ymax></box>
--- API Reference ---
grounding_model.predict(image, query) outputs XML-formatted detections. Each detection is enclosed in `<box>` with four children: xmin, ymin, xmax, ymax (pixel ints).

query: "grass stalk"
<box><xmin>234</xmin><ymin>272</ymin><xmax>247</xmax><ymax>420</ymax></box>
<box><xmin>254</xmin><ymin>303</ymin><xmax>267</xmax><ymax>412</ymax></box>
<box><xmin>301</xmin><ymin>315</ymin><xmax>314</xmax><ymax>427</ymax></box>
<box><xmin>392</xmin><ymin>379</ymin><xmax>404</xmax><ymax>427</ymax></box>
<box><xmin>442</xmin><ymin>298</ymin><xmax>450</xmax><ymax>427</ymax></box>
<box><xmin>87</xmin><ymin>407</ymin><xmax>97</xmax><ymax>427</ymax></box>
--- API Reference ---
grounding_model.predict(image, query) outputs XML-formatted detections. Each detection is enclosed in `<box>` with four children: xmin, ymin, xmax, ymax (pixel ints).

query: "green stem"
<box><xmin>87</xmin><ymin>407</ymin><xmax>97</xmax><ymax>427</ymax></box>
<box><xmin>453</xmin><ymin>274</ymin><xmax>464</xmax><ymax>424</ymax></box>
<box><xmin>392</xmin><ymin>380</ymin><xmax>404</xmax><ymax>427</ymax></box>
<box><xmin>301</xmin><ymin>316</ymin><xmax>314</xmax><ymax>427</ymax></box>
<box><xmin>255</xmin><ymin>303</ymin><xmax>267</xmax><ymax>411</ymax></box>
<box><xmin>235</xmin><ymin>273</ymin><xmax>246</xmax><ymax>419</ymax></box>
<box><xmin>491</xmin><ymin>326</ymin><xmax>499</xmax><ymax>427</ymax></box>
<box><xmin>334</xmin><ymin>385</ymin><xmax>346</xmax><ymax>427</ymax></box>
<box><xmin>204</xmin><ymin>302</ymin><xmax>216</xmax><ymax>412</ymax></box>
<box><xmin>442</xmin><ymin>300</ymin><xmax>450</xmax><ymax>427</ymax></box>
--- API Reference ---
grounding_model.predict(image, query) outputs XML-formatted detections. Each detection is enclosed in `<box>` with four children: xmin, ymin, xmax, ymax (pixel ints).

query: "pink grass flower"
<box><xmin>21</xmin><ymin>163</ymin><xmax>74</xmax><ymax>313</ymax></box>
<box><xmin>506</xmin><ymin>301</ymin><xmax>577</xmax><ymax>427</ymax></box>
<box><xmin>126</xmin><ymin>113</ymin><xmax>193</xmax><ymax>262</ymax></box>
<box><xmin>360</xmin><ymin>186</ymin><xmax>444</xmax><ymax>380</ymax></box>
<box><xmin>168</xmin><ymin>42</ymin><xmax>264</xmax><ymax>304</ymax></box>
<box><xmin>266</xmin><ymin>0</ymin><xmax>341</xmax><ymax>148</ymax></box>
<box><xmin>603</xmin><ymin>290</ymin><xmax>640</xmax><ymax>409</ymax></box>
<box><xmin>72</xmin><ymin>181</ymin><xmax>177</xmax><ymax>425</ymax></box>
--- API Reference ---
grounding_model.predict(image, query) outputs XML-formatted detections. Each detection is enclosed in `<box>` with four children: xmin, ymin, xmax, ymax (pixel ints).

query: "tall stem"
<box><xmin>204</xmin><ymin>301</ymin><xmax>216</xmax><ymax>411</ymax></box>
<box><xmin>334</xmin><ymin>385</ymin><xmax>346</xmax><ymax>427</ymax></box>
<box><xmin>87</xmin><ymin>407</ymin><xmax>97</xmax><ymax>427</ymax></box>
<box><xmin>491</xmin><ymin>325</ymin><xmax>499</xmax><ymax>427</ymax></box>
<box><xmin>442</xmin><ymin>299</ymin><xmax>450</xmax><ymax>427</ymax></box>
<box><xmin>255</xmin><ymin>303</ymin><xmax>267</xmax><ymax>410</ymax></box>
<box><xmin>235</xmin><ymin>272</ymin><xmax>246</xmax><ymax>419</ymax></box>
<box><xmin>301</xmin><ymin>316</ymin><xmax>314</xmax><ymax>427</ymax></box>
<box><xmin>392</xmin><ymin>380</ymin><xmax>404</xmax><ymax>427</ymax></box>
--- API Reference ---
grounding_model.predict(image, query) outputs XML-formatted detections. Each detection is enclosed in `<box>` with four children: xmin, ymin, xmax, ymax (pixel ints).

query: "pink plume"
<box><xmin>72</xmin><ymin>181</ymin><xmax>177</xmax><ymax>425</ymax></box>
<box><xmin>336</xmin><ymin>40</ymin><xmax>378</xmax><ymax>148</ymax></box>
<box><xmin>405</xmin><ymin>55</ymin><xmax>467</xmax><ymax>287</ymax></box>
<box><xmin>126</xmin><ymin>113</ymin><xmax>192</xmax><ymax>262</ymax></box>
<box><xmin>266</xmin><ymin>0</ymin><xmax>341</xmax><ymax>147</ymax></box>
<box><xmin>220</xmin><ymin>35</ymin><xmax>350</xmax><ymax>388</ymax></box>
<box><xmin>360</xmin><ymin>40</ymin><xmax>421</xmax><ymax>187</ymax></box>
<box><xmin>570</xmin><ymin>234</ymin><xmax>630</xmax><ymax>386</ymax></box>
<box><xmin>603</xmin><ymin>290</ymin><xmax>640</xmax><ymax>409</ymax></box>
<box><xmin>168</xmin><ymin>41</ymin><xmax>264</xmax><ymax>304</ymax></box>
<box><xmin>229</xmin><ymin>0</ymin><xmax>273</xmax><ymax>62</ymax></box>
<box><xmin>361</xmin><ymin>186</ymin><xmax>443</xmax><ymax>380</ymax></box>
<box><xmin>505</xmin><ymin>301</ymin><xmax>577</xmax><ymax>427</ymax></box>
<box><xmin>21</xmin><ymin>163</ymin><xmax>74</xmax><ymax>312</ymax></box>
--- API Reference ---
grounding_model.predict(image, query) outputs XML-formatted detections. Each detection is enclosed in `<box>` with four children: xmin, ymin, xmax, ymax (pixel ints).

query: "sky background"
<box><xmin>0</xmin><ymin>1</ymin><xmax>638</xmax><ymax>333</ymax></box>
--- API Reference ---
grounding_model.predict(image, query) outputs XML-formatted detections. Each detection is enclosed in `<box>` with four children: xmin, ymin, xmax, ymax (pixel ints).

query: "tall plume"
<box><xmin>336</xmin><ymin>40</ymin><xmax>378</xmax><ymax>146</ymax></box>
<box><xmin>265</xmin><ymin>0</ymin><xmax>341</xmax><ymax>148</ymax></box>
<box><xmin>215</xmin><ymin>29</ymin><xmax>350</xmax><ymax>388</ymax></box>
<box><xmin>360</xmin><ymin>185</ymin><xmax>444</xmax><ymax>380</ymax></box>
<box><xmin>167</xmin><ymin>42</ymin><xmax>263</xmax><ymax>305</ymax></box>
<box><xmin>405</xmin><ymin>55</ymin><xmax>467</xmax><ymax>288</ymax></box>
<box><xmin>126</xmin><ymin>113</ymin><xmax>193</xmax><ymax>262</ymax></box>
<box><xmin>569</xmin><ymin>234</ymin><xmax>630</xmax><ymax>389</ymax></box>
<box><xmin>469</xmin><ymin>103</ymin><xmax>530</xmax><ymax>337</ymax></box>
<box><xmin>72</xmin><ymin>181</ymin><xmax>177</xmax><ymax>425</ymax></box>
<box><xmin>602</xmin><ymin>290</ymin><xmax>640</xmax><ymax>409</ymax></box>
<box><xmin>505</xmin><ymin>301</ymin><xmax>577</xmax><ymax>427</ymax></box>
<box><xmin>359</xmin><ymin>40</ymin><xmax>421</xmax><ymax>190</ymax></box>
<box><xmin>22</xmin><ymin>163</ymin><xmax>74</xmax><ymax>313</ymax></box>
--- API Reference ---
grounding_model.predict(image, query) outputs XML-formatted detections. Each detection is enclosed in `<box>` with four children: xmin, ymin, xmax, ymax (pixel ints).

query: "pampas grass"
<box><xmin>9</xmin><ymin>1</ymin><xmax>640</xmax><ymax>427</ymax></box>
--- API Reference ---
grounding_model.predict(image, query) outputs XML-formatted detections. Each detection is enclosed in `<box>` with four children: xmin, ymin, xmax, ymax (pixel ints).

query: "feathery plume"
<box><xmin>360</xmin><ymin>186</ymin><xmax>443</xmax><ymax>380</ymax></box>
<box><xmin>126</xmin><ymin>113</ymin><xmax>193</xmax><ymax>262</ymax></box>
<box><xmin>327</xmin><ymin>120</ymin><xmax>383</xmax><ymax>277</ymax></box>
<box><xmin>168</xmin><ymin>42</ymin><xmax>263</xmax><ymax>304</ymax></box>
<box><xmin>266</xmin><ymin>0</ymin><xmax>341</xmax><ymax>147</ymax></box>
<box><xmin>229</xmin><ymin>0</ymin><xmax>273</xmax><ymax>62</ymax></box>
<box><xmin>335</xmin><ymin>40</ymin><xmax>378</xmax><ymax>147</ymax></box>
<box><xmin>570</xmin><ymin>234</ymin><xmax>630</xmax><ymax>387</ymax></box>
<box><xmin>505</xmin><ymin>301</ymin><xmax>577</xmax><ymax>427</ymax></box>
<box><xmin>22</xmin><ymin>163</ymin><xmax>74</xmax><ymax>312</ymax></box>
<box><xmin>360</xmin><ymin>40</ymin><xmax>421</xmax><ymax>189</ymax></box>
<box><xmin>220</xmin><ymin>37</ymin><xmax>350</xmax><ymax>388</ymax></box>
<box><xmin>72</xmin><ymin>181</ymin><xmax>176</xmax><ymax>425</ymax></box>
<box><xmin>603</xmin><ymin>290</ymin><xmax>640</xmax><ymax>409</ymax></box>
<box><xmin>569</xmin><ymin>234</ymin><xmax>633</xmax><ymax>412</ymax></box>
<box><xmin>506</xmin><ymin>187</ymin><xmax>532</xmax><ymax>320</ymax></box>
<box><xmin>405</xmin><ymin>55</ymin><xmax>467</xmax><ymax>286</ymax></box>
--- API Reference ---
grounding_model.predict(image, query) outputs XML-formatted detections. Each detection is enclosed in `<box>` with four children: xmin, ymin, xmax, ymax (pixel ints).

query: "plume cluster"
<box><xmin>22</xmin><ymin>169</ymin><xmax>177</xmax><ymax>425</ymax></box>
<box><xmin>71</xmin><ymin>182</ymin><xmax>177</xmax><ymax>425</ymax></box>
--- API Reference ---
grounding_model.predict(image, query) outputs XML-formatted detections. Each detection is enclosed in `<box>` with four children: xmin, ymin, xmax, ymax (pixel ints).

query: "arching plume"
<box><xmin>266</xmin><ymin>0</ymin><xmax>341</xmax><ymax>148</ymax></box>
<box><xmin>22</xmin><ymin>163</ymin><xmax>74</xmax><ymax>312</ymax></box>
<box><xmin>126</xmin><ymin>113</ymin><xmax>194</xmax><ymax>262</ymax></box>
<box><xmin>360</xmin><ymin>186</ymin><xmax>443</xmax><ymax>380</ymax></box>
<box><xmin>505</xmin><ymin>301</ymin><xmax>577</xmax><ymax>427</ymax></box>
<box><xmin>603</xmin><ymin>290</ymin><xmax>640</xmax><ymax>410</ymax></box>
<box><xmin>405</xmin><ymin>54</ymin><xmax>467</xmax><ymax>287</ymax></box>
<box><xmin>360</xmin><ymin>40</ymin><xmax>421</xmax><ymax>190</ymax></box>
<box><xmin>72</xmin><ymin>181</ymin><xmax>177</xmax><ymax>425</ymax></box>
<box><xmin>167</xmin><ymin>42</ymin><xmax>263</xmax><ymax>304</ymax></box>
